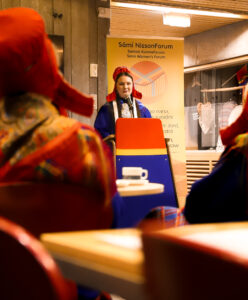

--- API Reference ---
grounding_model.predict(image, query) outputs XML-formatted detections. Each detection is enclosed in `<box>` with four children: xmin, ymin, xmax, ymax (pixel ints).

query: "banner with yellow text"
<box><xmin>107</xmin><ymin>37</ymin><xmax>186</xmax><ymax>206</ymax></box>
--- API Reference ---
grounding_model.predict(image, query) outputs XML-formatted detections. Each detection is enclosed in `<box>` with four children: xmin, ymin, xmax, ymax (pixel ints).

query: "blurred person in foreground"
<box><xmin>0</xmin><ymin>7</ymin><xmax>118</xmax><ymax>300</ymax></box>
<box><xmin>141</xmin><ymin>93</ymin><xmax>248</xmax><ymax>228</ymax></box>
<box><xmin>184</xmin><ymin>94</ymin><xmax>248</xmax><ymax>224</ymax></box>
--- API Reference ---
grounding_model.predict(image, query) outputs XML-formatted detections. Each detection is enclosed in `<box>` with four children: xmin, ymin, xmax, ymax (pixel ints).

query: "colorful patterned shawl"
<box><xmin>0</xmin><ymin>93</ymin><xmax>116</xmax><ymax>206</ymax></box>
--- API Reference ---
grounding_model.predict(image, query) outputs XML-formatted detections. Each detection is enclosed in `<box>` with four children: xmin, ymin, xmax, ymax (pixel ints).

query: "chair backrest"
<box><xmin>0</xmin><ymin>181</ymin><xmax>113</xmax><ymax>238</ymax></box>
<box><xmin>113</xmin><ymin>118</ymin><xmax>178</xmax><ymax>227</ymax></box>
<box><xmin>0</xmin><ymin>216</ymin><xmax>74</xmax><ymax>300</ymax></box>
<box><xmin>142</xmin><ymin>225</ymin><xmax>248</xmax><ymax>300</ymax></box>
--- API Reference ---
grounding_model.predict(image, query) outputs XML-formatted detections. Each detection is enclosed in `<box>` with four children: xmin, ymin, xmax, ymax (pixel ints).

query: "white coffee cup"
<box><xmin>122</xmin><ymin>167</ymin><xmax>148</xmax><ymax>180</ymax></box>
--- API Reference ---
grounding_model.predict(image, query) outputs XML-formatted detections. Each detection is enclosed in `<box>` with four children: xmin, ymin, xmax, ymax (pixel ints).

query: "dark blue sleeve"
<box><xmin>184</xmin><ymin>150</ymin><xmax>247</xmax><ymax>224</ymax></box>
<box><xmin>143</xmin><ymin>107</ymin><xmax>152</xmax><ymax>118</ymax></box>
<box><xmin>94</xmin><ymin>104</ymin><xmax>114</xmax><ymax>139</ymax></box>
<box><xmin>137</xmin><ymin>101</ymin><xmax>152</xmax><ymax>118</ymax></box>
<box><xmin>111</xmin><ymin>191</ymin><xmax>127</xmax><ymax>228</ymax></box>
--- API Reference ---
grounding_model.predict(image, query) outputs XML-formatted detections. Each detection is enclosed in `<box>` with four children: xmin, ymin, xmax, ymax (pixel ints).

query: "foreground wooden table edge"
<box><xmin>41</xmin><ymin>229</ymin><xmax>147</xmax><ymax>300</ymax></box>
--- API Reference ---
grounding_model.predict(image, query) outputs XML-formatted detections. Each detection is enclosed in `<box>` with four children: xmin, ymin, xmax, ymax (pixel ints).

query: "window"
<box><xmin>184</xmin><ymin>63</ymin><xmax>247</xmax><ymax>150</ymax></box>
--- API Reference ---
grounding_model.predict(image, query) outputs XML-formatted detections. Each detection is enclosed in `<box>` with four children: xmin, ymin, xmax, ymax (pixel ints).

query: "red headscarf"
<box><xmin>106</xmin><ymin>66</ymin><xmax>142</xmax><ymax>102</ymax></box>
<box><xmin>0</xmin><ymin>7</ymin><xmax>93</xmax><ymax>117</ymax></box>
<box><xmin>220</xmin><ymin>94</ymin><xmax>248</xmax><ymax>145</ymax></box>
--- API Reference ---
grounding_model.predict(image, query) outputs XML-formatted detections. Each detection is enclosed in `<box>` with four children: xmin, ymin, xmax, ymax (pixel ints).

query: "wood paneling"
<box><xmin>54</xmin><ymin>0</ymin><xmax>72</xmax><ymax>83</ymax></box>
<box><xmin>89</xmin><ymin>0</ymin><xmax>98</xmax><ymax>96</ymax></box>
<box><xmin>110</xmin><ymin>0</ymin><xmax>248</xmax><ymax>38</ymax></box>
<box><xmin>1</xmin><ymin>0</ymin><xmax>20</xmax><ymax>9</ymax></box>
<box><xmin>97</xmin><ymin>19</ymin><xmax>110</xmax><ymax>109</ymax></box>
<box><xmin>112</xmin><ymin>0</ymin><xmax>248</xmax><ymax>15</ymax></box>
<box><xmin>71</xmin><ymin>0</ymin><xmax>89</xmax><ymax>93</ymax></box>
<box><xmin>110</xmin><ymin>6</ymin><xmax>245</xmax><ymax>38</ymax></box>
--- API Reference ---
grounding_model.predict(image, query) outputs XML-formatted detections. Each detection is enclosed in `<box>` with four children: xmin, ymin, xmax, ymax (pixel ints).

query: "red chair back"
<box><xmin>0</xmin><ymin>216</ymin><xmax>76</xmax><ymax>300</ymax></box>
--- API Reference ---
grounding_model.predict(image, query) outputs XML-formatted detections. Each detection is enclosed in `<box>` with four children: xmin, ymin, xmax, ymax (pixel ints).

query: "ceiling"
<box><xmin>110</xmin><ymin>0</ymin><xmax>248</xmax><ymax>37</ymax></box>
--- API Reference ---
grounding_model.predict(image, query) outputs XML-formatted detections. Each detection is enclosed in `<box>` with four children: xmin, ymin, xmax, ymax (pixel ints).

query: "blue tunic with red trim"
<box><xmin>94</xmin><ymin>99</ymin><xmax>151</xmax><ymax>139</ymax></box>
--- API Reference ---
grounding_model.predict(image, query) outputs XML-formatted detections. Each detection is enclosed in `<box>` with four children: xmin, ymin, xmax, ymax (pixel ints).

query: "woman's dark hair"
<box><xmin>115</xmin><ymin>72</ymin><xmax>133</xmax><ymax>83</ymax></box>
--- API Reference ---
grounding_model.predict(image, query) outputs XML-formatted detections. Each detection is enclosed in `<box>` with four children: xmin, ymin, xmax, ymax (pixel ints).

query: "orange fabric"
<box><xmin>237</xmin><ymin>64</ymin><xmax>248</xmax><ymax>84</ymax></box>
<box><xmin>57</xmin><ymin>106</ymin><xmax>68</xmax><ymax>117</ymax></box>
<box><xmin>0</xmin><ymin>121</ymin><xmax>115</xmax><ymax>205</ymax></box>
<box><xmin>0</xmin><ymin>7</ymin><xmax>93</xmax><ymax>117</ymax></box>
<box><xmin>115</xmin><ymin>118</ymin><xmax>166</xmax><ymax>149</ymax></box>
<box><xmin>220</xmin><ymin>93</ymin><xmax>248</xmax><ymax>146</ymax></box>
<box><xmin>0</xmin><ymin>94</ymin><xmax>116</xmax><ymax>206</ymax></box>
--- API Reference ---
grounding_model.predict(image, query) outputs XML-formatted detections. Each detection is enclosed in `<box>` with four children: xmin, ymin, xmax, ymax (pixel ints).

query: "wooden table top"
<box><xmin>144</xmin><ymin>221</ymin><xmax>248</xmax><ymax>260</ymax></box>
<box><xmin>41</xmin><ymin>228</ymin><xmax>144</xmax><ymax>282</ymax></box>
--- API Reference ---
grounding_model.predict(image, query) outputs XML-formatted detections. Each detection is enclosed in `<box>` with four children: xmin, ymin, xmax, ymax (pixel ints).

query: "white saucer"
<box><xmin>116</xmin><ymin>179</ymin><xmax>149</xmax><ymax>187</ymax></box>
<box><xmin>128</xmin><ymin>179</ymin><xmax>149</xmax><ymax>185</ymax></box>
<box><xmin>116</xmin><ymin>179</ymin><xmax>130</xmax><ymax>187</ymax></box>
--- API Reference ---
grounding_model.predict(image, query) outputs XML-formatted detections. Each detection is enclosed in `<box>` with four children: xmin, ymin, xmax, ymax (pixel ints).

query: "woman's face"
<box><xmin>116</xmin><ymin>75</ymin><xmax>133</xmax><ymax>99</ymax></box>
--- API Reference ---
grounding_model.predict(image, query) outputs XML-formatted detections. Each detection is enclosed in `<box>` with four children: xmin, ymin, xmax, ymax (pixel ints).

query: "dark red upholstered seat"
<box><xmin>0</xmin><ymin>216</ymin><xmax>76</xmax><ymax>300</ymax></box>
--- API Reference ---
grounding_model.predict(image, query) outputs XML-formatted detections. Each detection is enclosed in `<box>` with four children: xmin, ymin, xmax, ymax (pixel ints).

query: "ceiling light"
<box><xmin>163</xmin><ymin>13</ymin><xmax>190</xmax><ymax>27</ymax></box>
<box><xmin>111</xmin><ymin>2</ymin><xmax>248</xmax><ymax>19</ymax></box>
